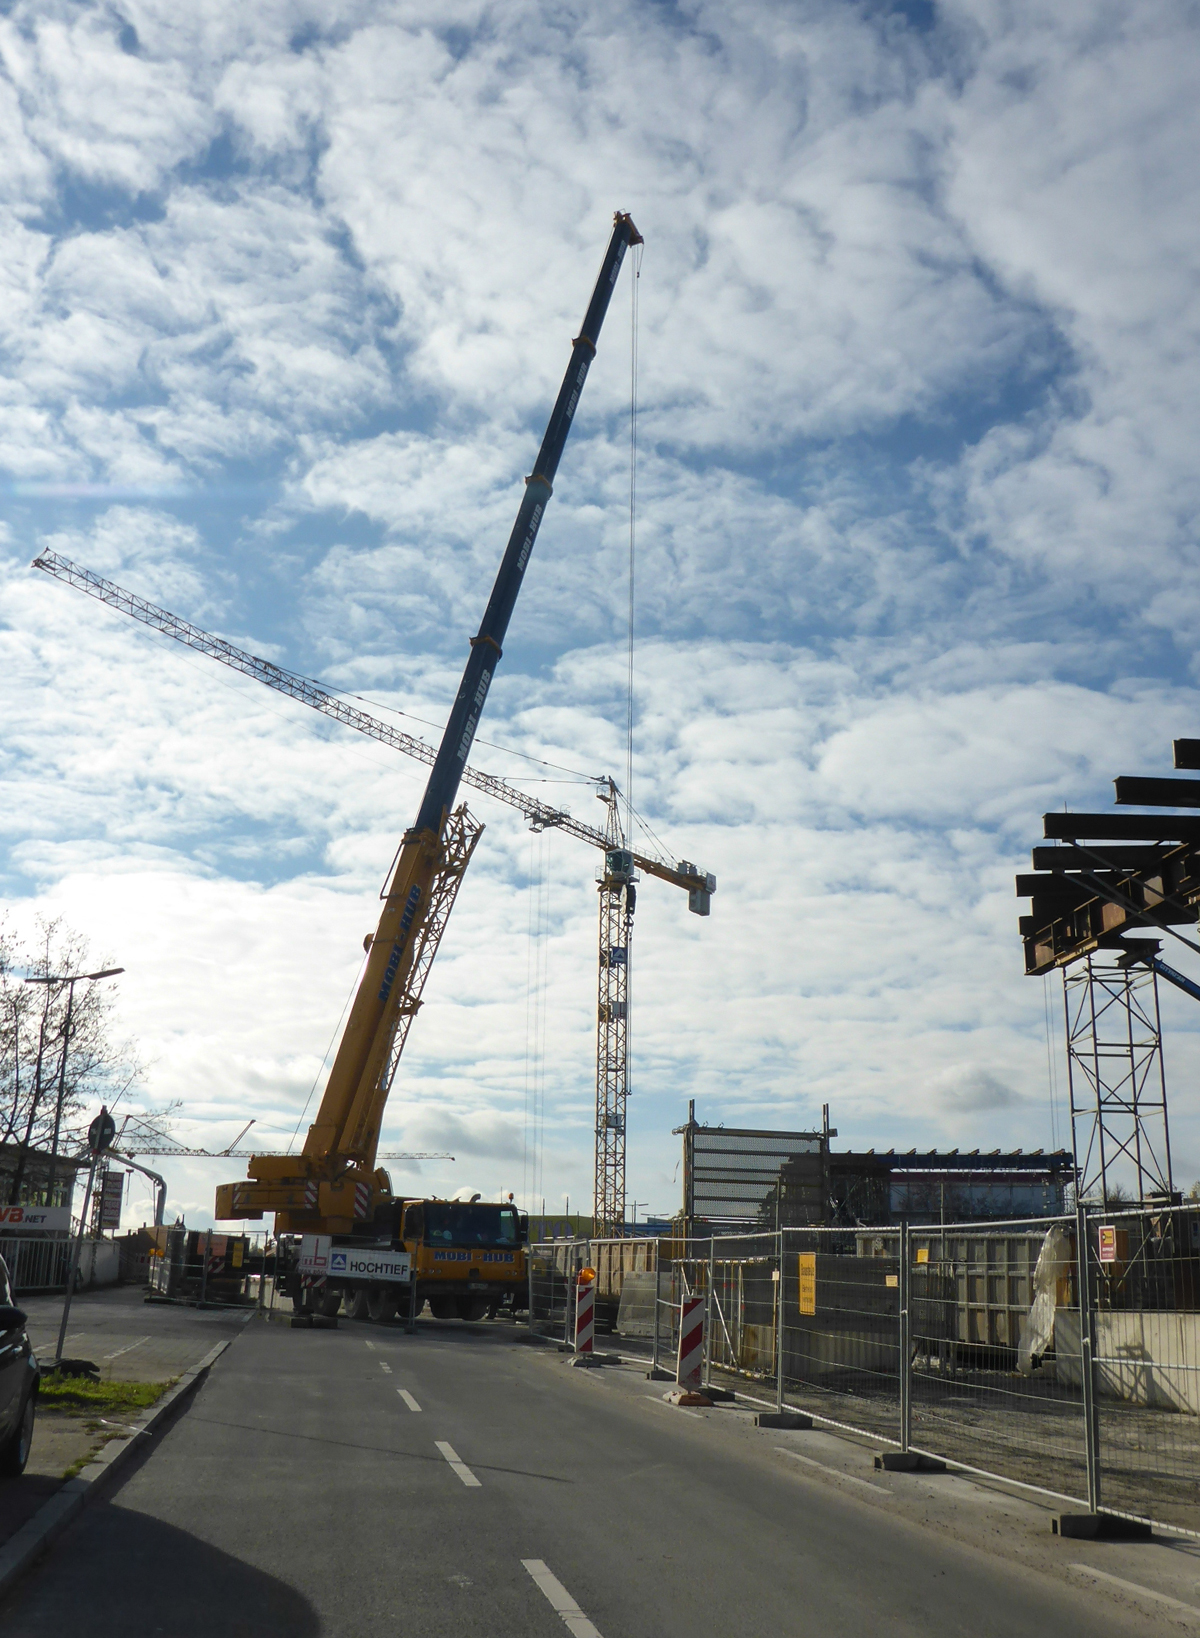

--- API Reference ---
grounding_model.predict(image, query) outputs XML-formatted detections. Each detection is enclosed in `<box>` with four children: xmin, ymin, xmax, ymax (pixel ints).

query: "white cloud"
<box><xmin>5</xmin><ymin>0</ymin><xmax>1200</xmax><ymax>1231</ymax></box>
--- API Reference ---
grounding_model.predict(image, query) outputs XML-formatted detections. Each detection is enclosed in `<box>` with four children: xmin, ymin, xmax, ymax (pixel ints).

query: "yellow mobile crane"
<box><xmin>216</xmin><ymin>213</ymin><xmax>643</xmax><ymax>1247</ymax></box>
<box><xmin>50</xmin><ymin>216</ymin><xmax>639</xmax><ymax>1319</ymax></box>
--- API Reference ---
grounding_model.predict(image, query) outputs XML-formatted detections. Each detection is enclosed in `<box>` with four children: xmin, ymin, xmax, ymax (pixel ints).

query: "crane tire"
<box><xmin>367</xmin><ymin>1286</ymin><xmax>397</xmax><ymax>1323</ymax></box>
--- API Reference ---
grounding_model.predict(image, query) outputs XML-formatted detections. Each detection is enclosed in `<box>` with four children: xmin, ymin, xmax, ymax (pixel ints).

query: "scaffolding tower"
<box><xmin>1063</xmin><ymin>955</ymin><xmax>1174</xmax><ymax>1205</ymax></box>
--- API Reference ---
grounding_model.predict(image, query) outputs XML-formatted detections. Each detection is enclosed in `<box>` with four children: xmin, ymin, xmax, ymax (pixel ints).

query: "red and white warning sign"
<box><xmin>575</xmin><ymin>1269</ymin><xmax>595</xmax><ymax>1354</ymax></box>
<box><xmin>676</xmin><ymin>1294</ymin><xmax>704</xmax><ymax>1388</ymax></box>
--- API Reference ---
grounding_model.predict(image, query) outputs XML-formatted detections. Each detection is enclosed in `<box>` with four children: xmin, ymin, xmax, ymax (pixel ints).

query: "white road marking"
<box><xmin>522</xmin><ymin>1559</ymin><xmax>604</xmax><ymax>1638</ymax></box>
<box><xmin>397</xmin><ymin>1389</ymin><xmax>421</xmax><ymax>1412</ymax></box>
<box><xmin>1069</xmin><ymin>1563</ymin><xmax>1200</xmax><ymax>1618</ymax></box>
<box><xmin>436</xmin><ymin>1441</ymin><xmax>481</xmax><ymax>1487</ymax></box>
<box><xmin>103</xmin><ymin>1335</ymin><xmax>150</xmax><ymax>1361</ymax></box>
<box><xmin>774</xmin><ymin>1447</ymin><xmax>891</xmax><ymax>1494</ymax></box>
<box><xmin>364</xmin><ymin>1341</ymin><xmax>376</xmax><ymax>1351</ymax></box>
<box><xmin>379</xmin><ymin>1361</ymin><xmax>392</xmax><ymax>1375</ymax></box>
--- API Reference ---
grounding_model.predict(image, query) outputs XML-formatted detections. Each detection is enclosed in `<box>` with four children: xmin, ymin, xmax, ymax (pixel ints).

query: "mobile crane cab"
<box><xmin>282</xmin><ymin>1195</ymin><xmax>529</xmax><ymax>1323</ymax></box>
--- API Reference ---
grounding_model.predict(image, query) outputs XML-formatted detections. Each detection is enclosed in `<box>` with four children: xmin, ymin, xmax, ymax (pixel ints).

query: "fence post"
<box><xmin>703</xmin><ymin>1242</ymin><xmax>715</xmax><ymax>1389</ymax></box>
<box><xmin>651</xmin><ymin>1244</ymin><xmax>661</xmax><ymax>1372</ymax></box>
<box><xmin>899</xmin><ymin>1220</ymin><xmax>911</xmax><ymax>1454</ymax></box>
<box><xmin>1075</xmin><ymin>1200</ymin><xmax>1101</xmax><ymax>1513</ymax></box>
<box><xmin>53</xmin><ymin>1155</ymin><xmax>100</xmax><ymax>1367</ymax></box>
<box><xmin>199</xmin><ymin>1228</ymin><xmax>211</xmax><ymax>1307</ymax></box>
<box><xmin>776</xmin><ymin>1230</ymin><xmax>785</xmax><ymax>1414</ymax></box>
<box><xmin>527</xmin><ymin>1242</ymin><xmax>535</xmax><ymax>1333</ymax></box>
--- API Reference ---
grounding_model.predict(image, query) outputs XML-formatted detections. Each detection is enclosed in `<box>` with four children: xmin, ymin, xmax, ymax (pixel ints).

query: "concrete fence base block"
<box><xmin>756</xmin><ymin>1411</ymin><xmax>812</xmax><ymax>1430</ymax></box>
<box><xmin>645</xmin><ymin>1366</ymin><xmax>673</xmax><ymax>1381</ymax></box>
<box><xmin>290</xmin><ymin>1314</ymin><xmax>314</xmax><ymax>1328</ymax></box>
<box><xmin>312</xmin><ymin>1315</ymin><xmax>338</xmax><ymax>1330</ymax></box>
<box><xmin>1053</xmin><ymin>1513</ymin><xmax>1154</xmax><ymax>1541</ymax></box>
<box><xmin>664</xmin><ymin>1390</ymin><xmax>712</xmax><ymax>1408</ymax></box>
<box><xmin>701</xmin><ymin>1385</ymin><xmax>737</xmax><ymax>1403</ymax></box>
<box><xmin>875</xmin><ymin>1452</ymin><xmax>947</xmax><ymax>1473</ymax></box>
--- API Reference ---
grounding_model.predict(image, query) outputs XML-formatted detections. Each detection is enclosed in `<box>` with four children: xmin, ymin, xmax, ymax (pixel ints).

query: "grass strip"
<box><xmin>39</xmin><ymin>1375</ymin><xmax>174</xmax><ymax>1416</ymax></box>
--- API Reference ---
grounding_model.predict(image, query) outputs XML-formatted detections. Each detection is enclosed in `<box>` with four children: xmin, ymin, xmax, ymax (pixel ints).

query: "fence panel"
<box><xmin>903</xmin><ymin>1216</ymin><xmax>1089</xmax><ymax>1504</ymax></box>
<box><xmin>774</xmin><ymin>1227</ymin><xmax>902</xmax><ymax>1443</ymax></box>
<box><xmin>1087</xmin><ymin>1202</ymin><xmax>1200</xmax><ymax>1535</ymax></box>
<box><xmin>0</xmin><ymin>1235</ymin><xmax>72</xmax><ymax>1295</ymax></box>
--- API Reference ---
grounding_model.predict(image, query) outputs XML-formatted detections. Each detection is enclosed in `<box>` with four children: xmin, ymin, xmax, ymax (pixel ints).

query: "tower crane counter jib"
<box><xmin>212</xmin><ymin>213</ymin><xmax>644</xmax><ymax>1250</ymax></box>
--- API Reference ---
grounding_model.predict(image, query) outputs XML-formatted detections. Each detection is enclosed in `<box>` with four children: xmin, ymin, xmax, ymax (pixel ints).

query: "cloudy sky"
<box><xmin>3</xmin><ymin>0</ymin><xmax>1200</xmax><ymax>1230</ymax></box>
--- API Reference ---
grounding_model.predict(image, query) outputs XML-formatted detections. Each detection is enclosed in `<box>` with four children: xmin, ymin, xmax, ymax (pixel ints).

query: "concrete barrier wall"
<box><xmin>1055</xmin><ymin>1309</ymin><xmax>1200</xmax><ymax>1414</ymax></box>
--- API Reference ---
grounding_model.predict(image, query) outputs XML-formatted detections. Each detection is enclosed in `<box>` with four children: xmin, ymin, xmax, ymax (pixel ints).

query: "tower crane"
<box><xmin>35</xmin><ymin>215</ymin><xmax>704</xmax><ymax>1238</ymax></box>
<box><xmin>35</xmin><ymin>555</ymin><xmax>713</xmax><ymax>1234</ymax></box>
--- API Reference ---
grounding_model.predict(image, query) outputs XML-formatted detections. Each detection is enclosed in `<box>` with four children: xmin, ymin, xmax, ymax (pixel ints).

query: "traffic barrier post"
<box><xmin>575</xmin><ymin>1272</ymin><xmax>595</xmax><ymax>1354</ymax></box>
<box><xmin>677</xmin><ymin>1293</ymin><xmax>704</xmax><ymax>1388</ymax></box>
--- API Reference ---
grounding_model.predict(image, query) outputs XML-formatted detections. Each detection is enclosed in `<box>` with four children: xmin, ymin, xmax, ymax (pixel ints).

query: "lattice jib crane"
<box><xmin>34</xmin><ymin>552</ymin><xmax>713</xmax><ymax>1234</ymax></box>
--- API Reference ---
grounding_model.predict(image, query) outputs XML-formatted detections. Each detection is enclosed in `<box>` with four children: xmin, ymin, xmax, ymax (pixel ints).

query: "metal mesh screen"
<box><xmin>690</xmin><ymin>1128</ymin><xmax>820</xmax><ymax>1223</ymax></box>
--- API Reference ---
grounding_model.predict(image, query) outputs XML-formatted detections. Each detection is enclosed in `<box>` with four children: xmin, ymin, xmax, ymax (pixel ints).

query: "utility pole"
<box><xmin>24</xmin><ymin>967</ymin><xmax>123</xmax><ymax>1206</ymax></box>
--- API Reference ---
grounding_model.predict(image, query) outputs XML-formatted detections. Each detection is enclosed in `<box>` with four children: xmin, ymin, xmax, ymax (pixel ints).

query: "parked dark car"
<box><xmin>0</xmin><ymin>1255</ymin><xmax>38</xmax><ymax>1476</ymax></box>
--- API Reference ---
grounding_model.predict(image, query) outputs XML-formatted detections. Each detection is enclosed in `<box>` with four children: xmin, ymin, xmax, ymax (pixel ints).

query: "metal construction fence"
<box><xmin>0</xmin><ymin>1234</ymin><xmax>73</xmax><ymax>1295</ymax></box>
<box><xmin>530</xmin><ymin>1202</ymin><xmax>1200</xmax><ymax>1536</ymax></box>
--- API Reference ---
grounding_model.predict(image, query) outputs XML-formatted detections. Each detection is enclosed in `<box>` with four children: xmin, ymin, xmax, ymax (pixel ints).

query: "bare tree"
<box><xmin>0</xmin><ymin>917</ymin><xmax>142</xmax><ymax>1206</ymax></box>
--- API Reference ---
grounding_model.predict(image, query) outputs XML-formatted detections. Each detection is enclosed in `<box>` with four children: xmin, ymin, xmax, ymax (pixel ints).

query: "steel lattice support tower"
<box><xmin>594</xmin><ymin>787</ymin><xmax>634</xmax><ymax>1237</ymax></box>
<box><xmin>1064</xmin><ymin>955</ymin><xmax>1174</xmax><ymax>1205</ymax></box>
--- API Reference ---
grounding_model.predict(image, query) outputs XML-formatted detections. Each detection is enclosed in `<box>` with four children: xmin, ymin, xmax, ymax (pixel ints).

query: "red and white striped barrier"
<box><xmin>677</xmin><ymin>1294</ymin><xmax>704</xmax><ymax>1387</ymax></box>
<box><xmin>574</xmin><ymin>1275</ymin><xmax>595</xmax><ymax>1354</ymax></box>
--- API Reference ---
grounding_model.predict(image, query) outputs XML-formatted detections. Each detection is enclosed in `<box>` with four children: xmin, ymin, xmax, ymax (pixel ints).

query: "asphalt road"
<box><xmin>0</xmin><ymin>1314</ymin><xmax>1173</xmax><ymax>1637</ymax></box>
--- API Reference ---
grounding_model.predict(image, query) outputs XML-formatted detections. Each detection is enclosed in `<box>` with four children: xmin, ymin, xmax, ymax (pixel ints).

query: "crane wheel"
<box><xmin>366</xmin><ymin>1286</ymin><xmax>397</xmax><ymax>1323</ymax></box>
<box><xmin>457</xmin><ymin>1297</ymin><xmax>489</xmax><ymax>1322</ymax></box>
<box><xmin>428</xmin><ymin>1296</ymin><xmax>457</xmax><ymax>1320</ymax></box>
<box><xmin>347</xmin><ymin>1288</ymin><xmax>371</xmax><ymax>1321</ymax></box>
<box><xmin>319</xmin><ymin>1286</ymin><xmax>343</xmax><ymax>1318</ymax></box>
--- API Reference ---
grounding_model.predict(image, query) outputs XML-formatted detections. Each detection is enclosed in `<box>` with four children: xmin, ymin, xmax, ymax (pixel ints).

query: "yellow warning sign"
<box><xmin>916</xmin><ymin>1247</ymin><xmax>929</xmax><ymax>1264</ymax></box>
<box><xmin>798</xmin><ymin>1252</ymin><xmax>816</xmax><ymax>1316</ymax></box>
<box><xmin>232</xmin><ymin>1243</ymin><xmax>244</xmax><ymax>1269</ymax></box>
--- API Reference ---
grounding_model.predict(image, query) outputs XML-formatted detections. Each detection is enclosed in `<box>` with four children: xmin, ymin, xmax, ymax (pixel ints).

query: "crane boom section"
<box><xmin>411</xmin><ymin>215</ymin><xmax>641</xmax><ymax>839</ymax></box>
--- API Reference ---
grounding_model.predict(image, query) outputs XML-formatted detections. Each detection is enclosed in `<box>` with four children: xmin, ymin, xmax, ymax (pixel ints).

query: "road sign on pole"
<box><xmin>88</xmin><ymin>1107</ymin><xmax>116</xmax><ymax>1154</ymax></box>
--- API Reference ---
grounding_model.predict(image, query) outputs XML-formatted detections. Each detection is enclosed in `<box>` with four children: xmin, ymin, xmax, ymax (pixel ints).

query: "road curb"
<box><xmin>0</xmin><ymin>1336</ymin><xmax>233</xmax><ymax>1600</ymax></box>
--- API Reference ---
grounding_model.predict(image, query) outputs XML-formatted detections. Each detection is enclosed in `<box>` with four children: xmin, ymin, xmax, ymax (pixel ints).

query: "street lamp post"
<box><xmin>23</xmin><ymin>968</ymin><xmax>124</xmax><ymax>1209</ymax></box>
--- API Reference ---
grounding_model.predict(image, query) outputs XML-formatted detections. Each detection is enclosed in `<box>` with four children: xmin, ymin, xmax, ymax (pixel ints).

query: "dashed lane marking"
<box><xmin>379</xmin><ymin>1361</ymin><xmax>392</xmax><ymax>1375</ymax></box>
<box><xmin>436</xmin><ymin>1441</ymin><xmax>481</xmax><ymax>1488</ymax></box>
<box><xmin>774</xmin><ymin>1447</ymin><xmax>891</xmax><ymax>1494</ymax></box>
<box><xmin>398</xmin><ymin>1389</ymin><xmax>421</xmax><ymax>1412</ymax></box>
<box><xmin>522</xmin><ymin>1559</ymin><xmax>604</xmax><ymax>1638</ymax></box>
<box><xmin>364</xmin><ymin>1341</ymin><xmax>376</xmax><ymax>1351</ymax></box>
<box><xmin>1069</xmin><ymin>1564</ymin><xmax>1200</xmax><ymax>1619</ymax></box>
<box><xmin>103</xmin><ymin>1335</ymin><xmax>150</xmax><ymax>1361</ymax></box>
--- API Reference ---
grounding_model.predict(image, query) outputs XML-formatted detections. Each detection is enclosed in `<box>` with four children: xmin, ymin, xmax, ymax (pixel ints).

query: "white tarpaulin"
<box><xmin>1017</xmin><ymin>1223</ymin><xmax>1074</xmax><ymax>1373</ymax></box>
